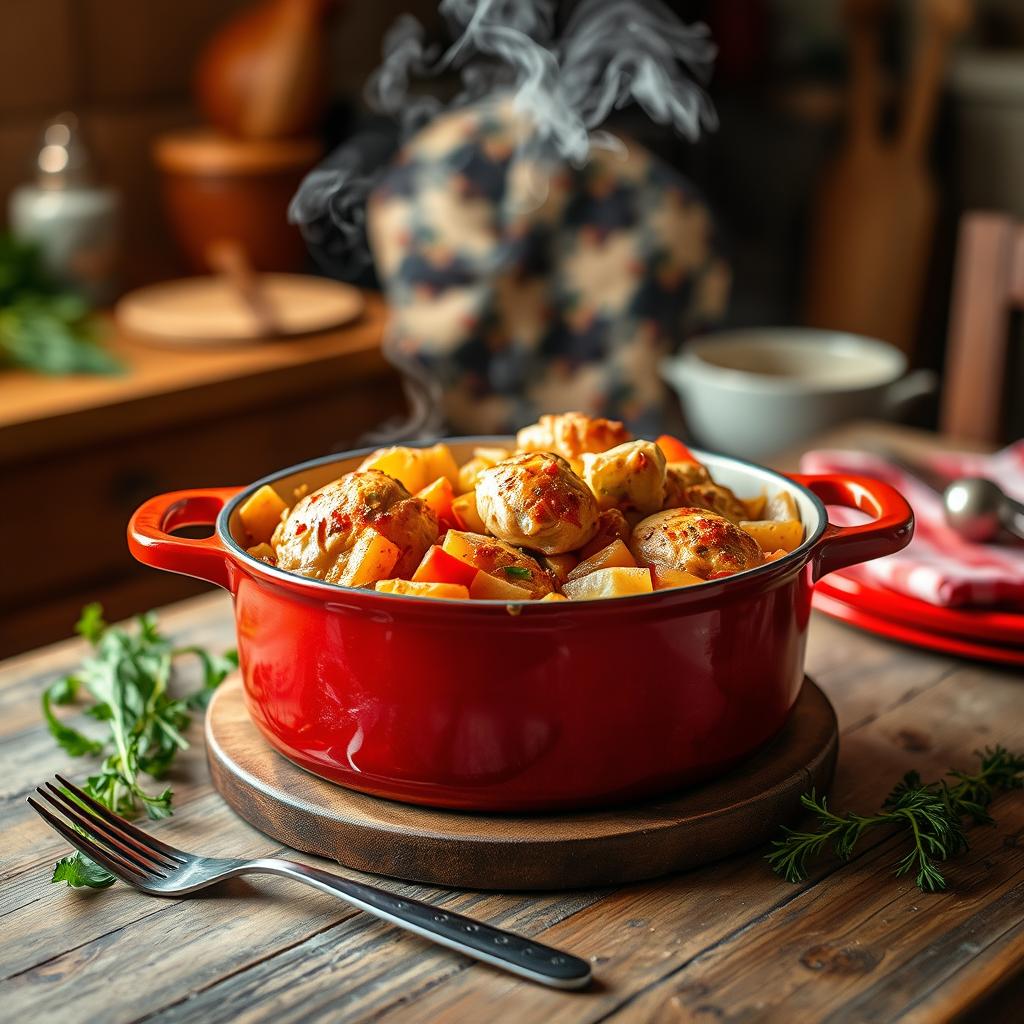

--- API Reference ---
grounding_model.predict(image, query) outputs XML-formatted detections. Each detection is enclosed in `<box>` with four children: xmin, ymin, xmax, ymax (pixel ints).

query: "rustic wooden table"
<box><xmin>2</xmin><ymin>429</ymin><xmax>1022</xmax><ymax>1023</ymax></box>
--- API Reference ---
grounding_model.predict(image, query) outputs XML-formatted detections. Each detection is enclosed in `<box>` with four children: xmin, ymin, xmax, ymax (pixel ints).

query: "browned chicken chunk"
<box><xmin>629</xmin><ymin>507</ymin><xmax>763</xmax><ymax>580</ymax></box>
<box><xmin>476</xmin><ymin>451</ymin><xmax>600</xmax><ymax>555</ymax></box>
<box><xmin>581</xmin><ymin>440</ymin><xmax>667</xmax><ymax>513</ymax></box>
<box><xmin>516</xmin><ymin>412</ymin><xmax>630</xmax><ymax>461</ymax></box>
<box><xmin>273</xmin><ymin>470</ymin><xmax>438</xmax><ymax>582</ymax></box>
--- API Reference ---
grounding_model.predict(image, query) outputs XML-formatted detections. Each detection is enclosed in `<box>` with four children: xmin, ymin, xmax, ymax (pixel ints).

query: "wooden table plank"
<box><xmin>1</xmin><ymin>422</ymin><xmax>1023</xmax><ymax>1022</ymax></box>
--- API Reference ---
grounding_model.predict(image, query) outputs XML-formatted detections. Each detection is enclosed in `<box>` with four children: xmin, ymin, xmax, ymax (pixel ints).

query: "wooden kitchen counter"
<box><xmin>1</xmin><ymin>589</ymin><xmax>1021</xmax><ymax>1023</ymax></box>
<box><xmin>0</xmin><ymin>291</ymin><xmax>405</xmax><ymax>656</ymax></box>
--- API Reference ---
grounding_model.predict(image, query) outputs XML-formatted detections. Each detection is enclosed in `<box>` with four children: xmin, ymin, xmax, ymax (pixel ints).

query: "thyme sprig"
<box><xmin>767</xmin><ymin>746</ymin><xmax>1024</xmax><ymax>892</ymax></box>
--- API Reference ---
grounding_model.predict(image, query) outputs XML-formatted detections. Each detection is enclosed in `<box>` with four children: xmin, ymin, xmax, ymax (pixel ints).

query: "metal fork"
<box><xmin>29</xmin><ymin>775</ymin><xmax>591</xmax><ymax>990</ymax></box>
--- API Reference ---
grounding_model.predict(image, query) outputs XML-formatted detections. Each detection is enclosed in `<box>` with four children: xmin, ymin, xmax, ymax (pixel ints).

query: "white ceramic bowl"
<box><xmin>661</xmin><ymin>328</ymin><xmax>935</xmax><ymax>459</ymax></box>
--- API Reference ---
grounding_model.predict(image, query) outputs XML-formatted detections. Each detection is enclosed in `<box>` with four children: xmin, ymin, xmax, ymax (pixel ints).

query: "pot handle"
<box><xmin>127</xmin><ymin>487</ymin><xmax>243</xmax><ymax>591</ymax></box>
<box><xmin>788</xmin><ymin>473</ymin><xmax>914</xmax><ymax>582</ymax></box>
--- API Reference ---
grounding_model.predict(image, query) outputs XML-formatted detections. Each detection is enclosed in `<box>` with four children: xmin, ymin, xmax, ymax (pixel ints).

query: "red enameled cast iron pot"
<box><xmin>128</xmin><ymin>439</ymin><xmax>913</xmax><ymax>812</ymax></box>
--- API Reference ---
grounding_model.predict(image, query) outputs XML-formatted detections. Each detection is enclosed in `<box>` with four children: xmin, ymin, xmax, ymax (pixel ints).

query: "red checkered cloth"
<box><xmin>800</xmin><ymin>442</ymin><xmax>1024</xmax><ymax>608</ymax></box>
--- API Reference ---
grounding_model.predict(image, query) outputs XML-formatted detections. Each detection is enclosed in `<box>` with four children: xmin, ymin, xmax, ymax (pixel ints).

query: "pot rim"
<box><xmin>215</xmin><ymin>436</ymin><xmax>830</xmax><ymax>610</ymax></box>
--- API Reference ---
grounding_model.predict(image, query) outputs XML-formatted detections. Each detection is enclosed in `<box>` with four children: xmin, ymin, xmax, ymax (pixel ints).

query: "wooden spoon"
<box><xmin>803</xmin><ymin>0</ymin><xmax>971</xmax><ymax>354</ymax></box>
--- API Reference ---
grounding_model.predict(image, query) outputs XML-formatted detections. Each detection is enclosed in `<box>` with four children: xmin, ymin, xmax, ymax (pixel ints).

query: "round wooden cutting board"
<box><xmin>206</xmin><ymin>676</ymin><xmax>837</xmax><ymax>891</ymax></box>
<box><xmin>115</xmin><ymin>274</ymin><xmax>364</xmax><ymax>346</ymax></box>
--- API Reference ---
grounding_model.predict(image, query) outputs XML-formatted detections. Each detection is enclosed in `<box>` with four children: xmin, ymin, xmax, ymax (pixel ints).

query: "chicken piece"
<box><xmin>661</xmin><ymin>460</ymin><xmax>711</xmax><ymax>507</ymax></box>
<box><xmin>680</xmin><ymin>481</ymin><xmax>749</xmax><ymax>524</ymax></box>
<box><xmin>273</xmin><ymin>470</ymin><xmax>438</xmax><ymax>584</ymax></box>
<box><xmin>516</xmin><ymin>412</ymin><xmax>630</xmax><ymax>461</ymax></box>
<box><xmin>476</xmin><ymin>451</ymin><xmax>600</xmax><ymax>555</ymax></box>
<box><xmin>581</xmin><ymin>440</ymin><xmax>667</xmax><ymax>513</ymax></box>
<box><xmin>629</xmin><ymin>507</ymin><xmax>764</xmax><ymax>580</ymax></box>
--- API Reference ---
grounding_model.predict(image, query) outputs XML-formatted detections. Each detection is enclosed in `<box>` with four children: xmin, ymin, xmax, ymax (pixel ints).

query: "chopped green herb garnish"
<box><xmin>504</xmin><ymin>566</ymin><xmax>532</xmax><ymax>579</ymax></box>
<box><xmin>41</xmin><ymin>604</ymin><xmax>236</xmax><ymax>888</ymax></box>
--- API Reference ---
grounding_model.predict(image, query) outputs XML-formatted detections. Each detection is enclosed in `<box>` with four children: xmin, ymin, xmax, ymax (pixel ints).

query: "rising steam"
<box><xmin>291</xmin><ymin>0</ymin><xmax>717</xmax><ymax>269</ymax></box>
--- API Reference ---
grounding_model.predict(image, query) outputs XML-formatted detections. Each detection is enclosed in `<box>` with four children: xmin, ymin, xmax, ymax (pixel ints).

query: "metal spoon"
<box><xmin>943</xmin><ymin>477</ymin><xmax>1024</xmax><ymax>543</ymax></box>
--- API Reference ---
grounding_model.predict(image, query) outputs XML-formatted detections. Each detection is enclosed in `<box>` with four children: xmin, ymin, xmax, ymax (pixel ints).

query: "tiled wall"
<box><xmin>0</xmin><ymin>0</ymin><xmax>438</xmax><ymax>288</ymax></box>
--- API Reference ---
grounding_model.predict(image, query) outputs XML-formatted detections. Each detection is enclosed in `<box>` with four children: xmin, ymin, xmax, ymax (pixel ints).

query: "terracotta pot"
<box><xmin>128</xmin><ymin>440</ymin><xmax>913</xmax><ymax>811</ymax></box>
<box><xmin>153</xmin><ymin>130</ymin><xmax>320</xmax><ymax>273</ymax></box>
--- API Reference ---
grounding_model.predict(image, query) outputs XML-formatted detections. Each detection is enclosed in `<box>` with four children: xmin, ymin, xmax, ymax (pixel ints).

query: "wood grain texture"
<box><xmin>206</xmin><ymin>676</ymin><xmax>837</xmax><ymax>891</ymax></box>
<box><xmin>1</xmin><ymin>425</ymin><xmax>1023</xmax><ymax>1024</ymax></box>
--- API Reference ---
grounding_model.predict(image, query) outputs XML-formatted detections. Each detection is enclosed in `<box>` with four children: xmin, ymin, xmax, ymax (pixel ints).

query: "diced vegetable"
<box><xmin>375</xmin><ymin>579</ymin><xmax>470</xmax><ymax>600</ymax></box>
<box><xmin>566</xmin><ymin>539</ymin><xmax>636</xmax><ymax>582</ymax></box>
<box><xmin>563</xmin><ymin>566</ymin><xmax>654</xmax><ymax>600</ymax></box>
<box><xmin>741</xmin><ymin>492</ymin><xmax>767</xmax><ymax>521</ymax></box>
<box><xmin>423</xmin><ymin>443</ymin><xmax>460</xmax><ymax>487</ymax></box>
<box><xmin>740</xmin><ymin>519</ymin><xmax>804</xmax><ymax>553</ymax></box>
<box><xmin>358</xmin><ymin>446</ymin><xmax>431</xmax><ymax>493</ymax></box>
<box><xmin>763</xmin><ymin>548</ymin><xmax>788</xmax><ymax>563</ymax></box>
<box><xmin>338</xmin><ymin>531</ymin><xmax>400</xmax><ymax>587</ymax></box>
<box><xmin>539</xmin><ymin>552</ymin><xmax>578</xmax><ymax>584</ymax></box>
<box><xmin>246</xmin><ymin>542</ymin><xmax>277</xmax><ymax>564</ymax></box>
<box><xmin>416</xmin><ymin>476</ymin><xmax>455</xmax><ymax>525</ymax></box>
<box><xmin>457</xmin><ymin>457</ymin><xmax>490</xmax><ymax>493</ymax></box>
<box><xmin>655</xmin><ymin>434</ymin><xmax>696</xmax><ymax>464</ymax></box>
<box><xmin>540</xmin><ymin>593</ymin><xmax>569</xmax><ymax>602</ymax></box>
<box><xmin>451</xmin><ymin>491</ymin><xmax>488</xmax><ymax>534</ymax></box>
<box><xmin>651</xmin><ymin>565</ymin><xmax>705</xmax><ymax>590</ymax></box>
<box><xmin>472</xmin><ymin>446</ymin><xmax>511</xmax><ymax>466</ymax></box>
<box><xmin>412</xmin><ymin>545</ymin><xmax>478</xmax><ymax>587</ymax></box>
<box><xmin>441</xmin><ymin>529</ymin><xmax>480</xmax><ymax>566</ymax></box>
<box><xmin>238</xmin><ymin>484</ymin><xmax>288</xmax><ymax>544</ymax></box>
<box><xmin>578</xmin><ymin>508</ymin><xmax>631</xmax><ymax>560</ymax></box>
<box><xmin>469</xmin><ymin>571</ymin><xmax>532</xmax><ymax>601</ymax></box>
<box><xmin>765</xmin><ymin>490</ymin><xmax>799</xmax><ymax>522</ymax></box>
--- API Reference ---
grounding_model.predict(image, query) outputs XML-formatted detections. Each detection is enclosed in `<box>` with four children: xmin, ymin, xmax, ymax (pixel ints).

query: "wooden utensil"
<box><xmin>804</xmin><ymin>0</ymin><xmax>971</xmax><ymax>354</ymax></box>
<box><xmin>205</xmin><ymin>239</ymin><xmax>281</xmax><ymax>337</ymax></box>
<box><xmin>195</xmin><ymin>0</ymin><xmax>340</xmax><ymax>140</ymax></box>
<box><xmin>206</xmin><ymin>673</ymin><xmax>837</xmax><ymax>891</ymax></box>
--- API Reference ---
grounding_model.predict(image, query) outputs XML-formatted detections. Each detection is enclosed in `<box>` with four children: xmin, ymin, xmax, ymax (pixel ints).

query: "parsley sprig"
<box><xmin>0</xmin><ymin>233</ymin><xmax>120</xmax><ymax>375</ymax></box>
<box><xmin>768</xmin><ymin>746</ymin><xmax>1024</xmax><ymax>892</ymax></box>
<box><xmin>42</xmin><ymin>604</ymin><xmax>236</xmax><ymax>887</ymax></box>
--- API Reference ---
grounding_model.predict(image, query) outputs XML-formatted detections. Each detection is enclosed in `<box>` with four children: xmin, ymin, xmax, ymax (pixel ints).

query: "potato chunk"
<box><xmin>565</xmin><ymin>539</ymin><xmax>636</xmax><ymax>582</ymax></box>
<box><xmin>739</xmin><ymin>519</ymin><xmax>804</xmax><ymax>553</ymax></box>
<box><xmin>375</xmin><ymin>579</ymin><xmax>469</xmax><ymax>600</ymax></box>
<box><xmin>239</xmin><ymin>484</ymin><xmax>287</xmax><ymax>544</ymax></box>
<box><xmin>563</xmin><ymin>566</ymin><xmax>653</xmax><ymax>600</ymax></box>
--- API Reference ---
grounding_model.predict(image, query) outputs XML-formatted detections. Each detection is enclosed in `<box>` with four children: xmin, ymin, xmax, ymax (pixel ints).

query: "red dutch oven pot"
<box><xmin>128</xmin><ymin>441</ymin><xmax>913</xmax><ymax>812</ymax></box>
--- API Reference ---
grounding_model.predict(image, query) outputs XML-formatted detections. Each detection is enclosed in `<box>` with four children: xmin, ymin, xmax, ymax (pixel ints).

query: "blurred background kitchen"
<box><xmin>2</xmin><ymin>0</ymin><xmax>1023</xmax><ymax>656</ymax></box>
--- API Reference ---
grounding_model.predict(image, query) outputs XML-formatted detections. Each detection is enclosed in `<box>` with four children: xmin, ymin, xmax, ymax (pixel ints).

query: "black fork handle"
<box><xmin>242</xmin><ymin>858</ymin><xmax>591</xmax><ymax>990</ymax></box>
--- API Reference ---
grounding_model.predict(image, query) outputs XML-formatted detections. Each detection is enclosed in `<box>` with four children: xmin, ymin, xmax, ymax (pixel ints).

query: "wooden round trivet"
<box><xmin>206</xmin><ymin>675</ymin><xmax>837</xmax><ymax>891</ymax></box>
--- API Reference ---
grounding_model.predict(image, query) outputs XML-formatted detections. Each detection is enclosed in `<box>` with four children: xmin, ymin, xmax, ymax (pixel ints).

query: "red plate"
<box><xmin>816</xmin><ymin>572</ymin><xmax>1024</xmax><ymax>647</ymax></box>
<box><xmin>813</xmin><ymin>589</ymin><xmax>1024</xmax><ymax>667</ymax></box>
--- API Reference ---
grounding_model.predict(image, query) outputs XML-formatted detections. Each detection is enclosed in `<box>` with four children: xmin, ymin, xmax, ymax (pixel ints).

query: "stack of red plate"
<box><xmin>813</xmin><ymin>572</ymin><xmax>1024</xmax><ymax>666</ymax></box>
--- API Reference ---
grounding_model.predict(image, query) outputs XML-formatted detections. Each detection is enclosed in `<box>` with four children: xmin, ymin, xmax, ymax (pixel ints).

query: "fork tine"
<box><xmin>54</xmin><ymin>773</ymin><xmax>189</xmax><ymax>863</ymax></box>
<box><xmin>28</xmin><ymin>797</ymin><xmax>145</xmax><ymax>886</ymax></box>
<box><xmin>38</xmin><ymin>786</ymin><xmax>171</xmax><ymax>876</ymax></box>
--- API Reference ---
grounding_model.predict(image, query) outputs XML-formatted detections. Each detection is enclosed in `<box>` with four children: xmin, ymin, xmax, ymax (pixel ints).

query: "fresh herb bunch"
<box><xmin>768</xmin><ymin>746</ymin><xmax>1024</xmax><ymax>892</ymax></box>
<box><xmin>43</xmin><ymin>604</ymin><xmax>237</xmax><ymax>888</ymax></box>
<box><xmin>0</xmin><ymin>233</ymin><xmax>120</xmax><ymax>374</ymax></box>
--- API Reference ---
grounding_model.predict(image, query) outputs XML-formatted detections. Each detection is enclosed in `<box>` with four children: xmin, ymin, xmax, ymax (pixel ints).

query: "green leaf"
<box><xmin>41</xmin><ymin>603</ymin><xmax>235</xmax><ymax>890</ymax></box>
<box><xmin>51</xmin><ymin>853</ymin><xmax>115</xmax><ymax>889</ymax></box>
<box><xmin>76</xmin><ymin>603</ymin><xmax>108</xmax><ymax>644</ymax></box>
<box><xmin>41</xmin><ymin>683</ymin><xmax>104</xmax><ymax>757</ymax></box>
<box><xmin>503</xmin><ymin>566</ymin><xmax>532</xmax><ymax>579</ymax></box>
